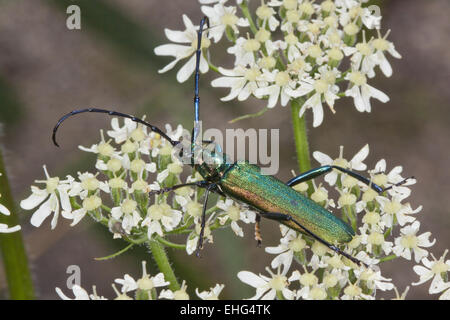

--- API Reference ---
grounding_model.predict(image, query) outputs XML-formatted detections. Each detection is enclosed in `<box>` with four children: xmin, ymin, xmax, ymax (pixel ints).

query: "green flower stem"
<box><xmin>155</xmin><ymin>235</ymin><xmax>186</xmax><ymax>250</ymax></box>
<box><xmin>148</xmin><ymin>239</ymin><xmax>180</xmax><ymax>291</ymax></box>
<box><xmin>207</xmin><ymin>61</ymin><xmax>220</xmax><ymax>74</ymax></box>
<box><xmin>126</xmin><ymin>233</ymin><xmax>148</xmax><ymax>245</ymax></box>
<box><xmin>384</xmin><ymin>227</ymin><xmax>393</xmax><ymax>239</ymax></box>
<box><xmin>166</xmin><ymin>217</ymin><xmax>195</xmax><ymax>235</ymax></box>
<box><xmin>229</xmin><ymin>107</ymin><xmax>269</xmax><ymax>124</ymax></box>
<box><xmin>336</xmin><ymin>70</ymin><xmax>349</xmax><ymax>83</ymax></box>
<box><xmin>239</xmin><ymin>1</ymin><xmax>258</xmax><ymax>34</ymax></box>
<box><xmin>276</xmin><ymin>290</ymin><xmax>285</xmax><ymax>300</ymax></box>
<box><xmin>94</xmin><ymin>243</ymin><xmax>134</xmax><ymax>261</ymax></box>
<box><xmin>101</xmin><ymin>204</ymin><xmax>111</xmax><ymax>213</ymax></box>
<box><xmin>379</xmin><ymin>254</ymin><xmax>398</xmax><ymax>263</ymax></box>
<box><xmin>70</xmin><ymin>198</ymin><xmax>81</xmax><ymax>209</ymax></box>
<box><xmin>290</xmin><ymin>99</ymin><xmax>313</xmax><ymax>194</ymax></box>
<box><xmin>225</xmin><ymin>25</ymin><xmax>237</xmax><ymax>42</ymax></box>
<box><xmin>0</xmin><ymin>148</ymin><xmax>35</xmax><ymax>299</ymax></box>
<box><xmin>343</xmin><ymin>205</ymin><xmax>357</xmax><ymax>231</ymax></box>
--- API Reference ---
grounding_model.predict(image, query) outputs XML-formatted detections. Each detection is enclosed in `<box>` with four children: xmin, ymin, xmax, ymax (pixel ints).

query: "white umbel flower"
<box><xmin>56</xmin><ymin>285</ymin><xmax>91</xmax><ymax>300</ymax></box>
<box><xmin>141</xmin><ymin>203</ymin><xmax>182</xmax><ymax>238</ymax></box>
<box><xmin>254</xmin><ymin>70</ymin><xmax>300</xmax><ymax>108</ymax></box>
<box><xmin>265</xmin><ymin>225</ymin><xmax>307</xmax><ymax>274</ymax></box>
<box><xmin>255</xmin><ymin>1</ymin><xmax>280</xmax><ymax>31</ymax></box>
<box><xmin>20</xmin><ymin>165</ymin><xmax>72</xmax><ymax>229</ymax></box>
<box><xmin>377</xmin><ymin>194</ymin><xmax>421</xmax><ymax>228</ymax></box>
<box><xmin>154</xmin><ymin>15</ymin><xmax>210</xmax><ymax>83</ymax></box>
<box><xmin>370</xmin><ymin>159</ymin><xmax>416</xmax><ymax>197</ymax></box>
<box><xmin>290</xmin><ymin>268</ymin><xmax>321</xmax><ymax>299</ymax></box>
<box><xmin>355</xmin><ymin>268</ymin><xmax>394</xmax><ymax>292</ymax></box>
<box><xmin>111</xmin><ymin>198</ymin><xmax>142</xmax><ymax>234</ymax></box>
<box><xmin>78</xmin><ymin>130</ymin><xmax>117</xmax><ymax>157</ymax></box>
<box><xmin>107</xmin><ymin>117</ymin><xmax>138</xmax><ymax>144</ymax></box>
<box><xmin>114</xmin><ymin>274</ymin><xmax>138</xmax><ymax>293</ymax></box>
<box><xmin>372</xmin><ymin>30</ymin><xmax>401</xmax><ymax>78</ymax></box>
<box><xmin>116</xmin><ymin>261</ymin><xmax>170</xmax><ymax>294</ymax></box>
<box><xmin>217</xmin><ymin>198</ymin><xmax>255</xmax><ymax>237</ymax></box>
<box><xmin>313</xmin><ymin>144</ymin><xmax>369</xmax><ymax>186</ymax></box>
<box><xmin>62</xmin><ymin>194</ymin><xmax>102</xmax><ymax>227</ymax></box>
<box><xmin>68</xmin><ymin>172</ymin><xmax>110</xmax><ymax>200</ymax></box>
<box><xmin>159</xmin><ymin>280</ymin><xmax>190</xmax><ymax>300</ymax></box>
<box><xmin>227</xmin><ymin>36</ymin><xmax>262</xmax><ymax>66</ymax></box>
<box><xmin>211</xmin><ymin>65</ymin><xmax>266</xmax><ymax>102</ymax></box>
<box><xmin>196</xmin><ymin>284</ymin><xmax>225</xmax><ymax>300</ymax></box>
<box><xmin>433</xmin><ymin>281</ymin><xmax>450</xmax><ymax>300</ymax></box>
<box><xmin>201</xmin><ymin>3</ymin><xmax>249</xmax><ymax>42</ymax></box>
<box><xmin>345</xmin><ymin>70</ymin><xmax>389</xmax><ymax>112</ymax></box>
<box><xmin>341</xmin><ymin>282</ymin><xmax>374</xmax><ymax>300</ymax></box>
<box><xmin>412</xmin><ymin>250</ymin><xmax>450</xmax><ymax>288</ymax></box>
<box><xmin>393</xmin><ymin>221</ymin><xmax>435</xmax><ymax>263</ymax></box>
<box><xmin>292</xmin><ymin>71</ymin><xmax>340</xmax><ymax>127</ymax></box>
<box><xmin>237</xmin><ymin>267</ymin><xmax>294</xmax><ymax>300</ymax></box>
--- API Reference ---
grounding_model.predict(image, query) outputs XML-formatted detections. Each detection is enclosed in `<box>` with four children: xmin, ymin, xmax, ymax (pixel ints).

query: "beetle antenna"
<box><xmin>381</xmin><ymin>176</ymin><xmax>415</xmax><ymax>192</ymax></box>
<box><xmin>191</xmin><ymin>16</ymin><xmax>209</xmax><ymax>164</ymax></box>
<box><xmin>193</xmin><ymin>16</ymin><xmax>209</xmax><ymax>125</ymax></box>
<box><xmin>52</xmin><ymin>108</ymin><xmax>178</xmax><ymax>147</ymax></box>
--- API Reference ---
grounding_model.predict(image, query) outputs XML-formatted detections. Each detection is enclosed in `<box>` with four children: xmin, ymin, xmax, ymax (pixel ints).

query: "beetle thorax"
<box><xmin>195</xmin><ymin>149</ymin><xmax>233</xmax><ymax>181</ymax></box>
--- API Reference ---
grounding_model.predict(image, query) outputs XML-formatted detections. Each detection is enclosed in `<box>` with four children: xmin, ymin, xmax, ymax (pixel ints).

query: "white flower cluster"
<box><xmin>0</xmin><ymin>172</ymin><xmax>21</xmax><ymax>233</ymax></box>
<box><xmin>20</xmin><ymin>119</ymin><xmax>255</xmax><ymax>255</ymax></box>
<box><xmin>21</xmin><ymin>118</ymin><xmax>447</xmax><ymax>299</ymax></box>
<box><xmin>237</xmin><ymin>144</ymin><xmax>445</xmax><ymax>300</ymax></box>
<box><xmin>56</xmin><ymin>260</ymin><xmax>225</xmax><ymax>300</ymax></box>
<box><xmin>155</xmin><ymin>0</ymin><xmax>400</xmax><ymax>126</ymax></box>
<box><xmin>412</xmin><ymin>250</ymin><xmax>450</xmax><ymax>300</ymax></box>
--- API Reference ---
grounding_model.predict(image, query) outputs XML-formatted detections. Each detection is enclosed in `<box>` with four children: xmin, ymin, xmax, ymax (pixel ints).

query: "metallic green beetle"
<box><xmin>52</xmin><ymin>17</ymin><xmax>409</xmax><ymax>266</ymax></box>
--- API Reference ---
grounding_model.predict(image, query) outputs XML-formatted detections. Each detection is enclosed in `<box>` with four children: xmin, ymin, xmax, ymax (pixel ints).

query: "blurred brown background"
<box><xmin>0</xmin><ymin>0</ymin><xmax>449</xmax><ymax>299</ymax></box>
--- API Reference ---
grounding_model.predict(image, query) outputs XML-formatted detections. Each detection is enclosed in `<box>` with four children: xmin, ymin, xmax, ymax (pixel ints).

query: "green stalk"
<box><xmin>0</xmin><ymin>148</ymin><xmax>35</xmax><ymax>299</ymax></box>
<box><xmin>379</xmin><ymin>254</ymin><xmax>398</xmax><ymax>263</ymax></box>
<box><xmin>155</xmin><ymin>235</ymin><xmax>186</xmax><ymax>250</ymax></box>
<box><xmin>147</xmin><ymin>240</ymin><xmax>180</xmax><ymax>291</ymax></box>
<box><xmin>229</xmin><ymin>107</ymin><xmax>269</xmax><ymax>124</ymax></box>
<box><xmin>276</xmin><ymin>290</ymin><xmax>285</xmax><ymax>300</ymax></box>
<box><xmin>207</xmin><ymin>61</ymin><xmax>220</xmax><ymax>74</ymax></box>
<box><xmin>290</xmin><ymin>99</ymin><xmax>313</xmax><ymax>193</ymax></box>
<box><xmin>239</xmin><ymin>1</ymin><xmax>258</xmax><ymax>34</ymax></box>
<box><xmin>94</xmin><ymin>243</ymin><xmax>134</xmax><ymax>261</ymax></box>
<box><xmin>343</xmin><ymin>205</ymin><xmax>357</xmax><ymax>231</ymax></box>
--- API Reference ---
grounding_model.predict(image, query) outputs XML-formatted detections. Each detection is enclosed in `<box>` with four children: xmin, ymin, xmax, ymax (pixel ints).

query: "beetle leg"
<box><xmin>195</xmin><ymin>183</ymin><xmax>216</xmax><ymax>257</ymax></box>
<box><xmin>149</xmin><ymin>180</ymin><xmax>210</xmax><ymax>196</ymax></box>
<box><xmin>255</xmin><ymin>214</ymin><xmax>262</xmax><ymax>247</ymax></box>
<box><xmin>287</xmin><ymin>165</ymin><xmax>413</xmax><ymax>194</ymax></box>
<box><xmin>259</xmin><ymin>211</ymin><xmax>366</xmax><ymax>267</ymax></box>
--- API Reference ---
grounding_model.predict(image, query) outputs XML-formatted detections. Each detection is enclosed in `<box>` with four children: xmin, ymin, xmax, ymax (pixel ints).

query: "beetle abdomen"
<box><xmin>220</xmin><ymin>161</ymin><xmax>354</xmax><ymax>243</ymax></box>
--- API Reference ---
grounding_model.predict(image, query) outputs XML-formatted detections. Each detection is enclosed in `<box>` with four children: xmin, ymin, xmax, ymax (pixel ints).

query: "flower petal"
<box><xmin>237</xmin><ymin>271</ymin><xmax>267</xmax><ymax>288</ymax></box>
<box><xmin>176</xmin><ymin>54</ymin><xmax>197</xmax><ymax>83</ymax></box>
<box><xmin>0</xmin><ymin>203</ymin><xmax>10</xmax><ymax>216</ymax></box>
<box><xmin>30</xmin><ymin>196</ymin><xmax>54</xmax><ymax>227</ymax></box>
<box><xmin>20</xmin><ymin>188</ymin><xmax>48</xmax><ymax>210</ymax></box>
